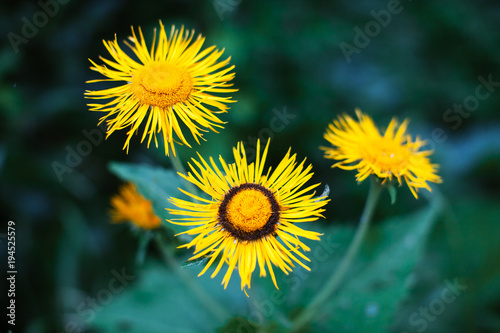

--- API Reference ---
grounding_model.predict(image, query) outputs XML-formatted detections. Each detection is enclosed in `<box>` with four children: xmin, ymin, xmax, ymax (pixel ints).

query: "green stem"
<box><xmin>290</xmin><ymin>176</ymin><xmax>383</xmax><ymax>332</ymax></box>
<box><xmin>154</xmin><ymin>235</ymin><xmax>230</xmax><ymax>322</ymax></box>
<box><xmin>169</xmin><ymin>151</ymin><xmax>188</xmax><ymax>174</ymax></box>
<box><xmin>169</xmin><ymin>152</ymin><xmax>200</xmax><ymax>199</ymax></box>
<box><xmin>135</xmin><ymin>231</ymin><xmax>153</xmax><ymax>266</ymax></box>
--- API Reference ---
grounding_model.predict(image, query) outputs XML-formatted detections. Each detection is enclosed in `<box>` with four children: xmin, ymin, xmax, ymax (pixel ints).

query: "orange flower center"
<box><xmin>218</xmin><ymin>183</ymin><xmax>280</xmax><ymax>241</ymax></box>
<box><xmin>226</xmin><ymin>188</ymin><xmax>272</xmax><ymax>233</ymax></box>
<box><xmin>131</xmin><ymin>63</ymin><xmax>192</xmax><ymax>108</ymax></box>
<box><xmin>361</xmin><ymin>138</ymin><xmax>410</xmax><ymax>176</ymax></box>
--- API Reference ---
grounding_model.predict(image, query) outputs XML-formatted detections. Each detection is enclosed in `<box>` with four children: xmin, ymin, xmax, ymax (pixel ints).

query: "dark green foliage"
<box><xmin>1</xmin><ymin>0</ymin><xmax>500</xmax><ymax>332</ymax></box>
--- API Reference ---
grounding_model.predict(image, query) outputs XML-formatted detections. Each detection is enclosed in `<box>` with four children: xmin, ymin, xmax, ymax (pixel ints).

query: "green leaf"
<box><xmin>90</xmin><ymin>261</ymin><xmax>249</xmax><ymax>333</ymax></box>
<box><xmin>108</xmin><ymin>161</ymin><xmax>187</xmax><ymax>236</ymax></box>
<box><xmin>318</xmin><ymin>200</ymin><xmax>442</xmax><ymax>332</ymax></box>
<box><xmin>387</xmin><ymin>183</ymin><xmax>397</xmax><ymax>205</ymax></box>
<box><xmin>266</xmin><ymin>197</ymin><xmax>443</xmax><ymax>332</ymax></box>
<box><xmin>218</xmin><ymin>317</ymin><xmax>259</xmax><ymax>333</ymax></box>
<box><xmin>394</xmin><ymin>198</ymin><xmax>500</xmax><ymax>332</ymax></box>
<box><xmin>181</xmin><ymin>255</ymin><xmax>211</xmax><ymax>269</ymax></box>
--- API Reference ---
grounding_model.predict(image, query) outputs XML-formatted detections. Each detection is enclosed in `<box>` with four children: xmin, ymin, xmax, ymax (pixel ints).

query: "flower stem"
<box><xmin>290</xmin><ymin>177</ymin><xmax>383</xmax><ymax>332</ymax></box>
<box><xmin>169</xmin><ymin>151</ymin><xmax>188</xmax><ymax>174</ymax></box>
<box><xmin>135</xmin><ymin>231</ymin><xmax>153</xmax><ymax>266</ymax></box>
<box><xmin>169</xmin><ymin>152</ymin><xmax>200</xmax><ymax>199</ymax></box>
<box><xmin>154</xmin><ymin>235</ymin><xmax>230</xmax><ymax>322</ymax></box>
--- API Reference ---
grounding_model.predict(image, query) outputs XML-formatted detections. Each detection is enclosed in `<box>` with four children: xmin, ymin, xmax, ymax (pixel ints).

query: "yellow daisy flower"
<box><xmin>85</xmin><ymin>22</ymin><xmax>237</xmax><ymax>156</ymax></box>
<box><xmin>168</xmin><ymin>140</ymin><xmax>329</xmax><ymax>292</ymax></box>
<box><xmin>110</xmin><ymin>183</ymin><xmax>161</xmax><ymax>230</ymax></box>
<box><xmin>322</xmin><ymin>109</ymin><xmax>442</xmax><ymax>198</ymax></box>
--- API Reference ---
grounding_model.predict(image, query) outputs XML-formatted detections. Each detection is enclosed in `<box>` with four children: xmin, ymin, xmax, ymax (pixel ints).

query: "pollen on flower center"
<box><xmin>131</xmin><ymin>63</ymin><xmax>193</xmax><ymax>108</ymax></box>
<box><xmin>362</xmin><ymin>138</ymin><xmax>410</xmax><ymax>174</ymax></box>
<box><xmin>227</xmin><ymin>189</ymin><xmax>271</xmax><ymax>232</ymax></box>
<box><xmin>218</xmin><ymin>183</ymin><xmax>280</xmax><ymax>241</ymax></box>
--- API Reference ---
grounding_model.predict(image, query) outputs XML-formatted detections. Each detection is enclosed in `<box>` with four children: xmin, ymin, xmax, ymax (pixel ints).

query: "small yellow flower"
<box><xmin>110</xmin><ymin>183</ymin><xmax>161</xmax><ymax>230</ymax></box>
<box><xmin>168</xmin><ymin>140</ymin><xmax>329</xmax><ymax>292</ymax></box>
<box><xmin>85</xmin><ymin>21</ymin><xmax>237</xmax><ymax>156</ymax></box>
<box><xmin>322</xmin><ymin>109</ymin><xmax>442</xmax><ymax>198</ymax></box>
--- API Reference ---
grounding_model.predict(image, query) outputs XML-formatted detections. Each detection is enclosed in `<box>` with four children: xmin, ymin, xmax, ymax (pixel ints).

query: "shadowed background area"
<box><xmin>1</xmin><ymin>0</ymin><xmax>500</xmax><ymax>332</ymax></box>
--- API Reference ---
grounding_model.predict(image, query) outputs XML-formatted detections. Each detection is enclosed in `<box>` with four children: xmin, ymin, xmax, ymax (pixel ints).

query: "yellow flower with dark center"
<box><xmin>110</xmin><ymin>183</ymin><xmax>161</xmax><ymax>230</ymax></box>
<box><xmin>85</xmin><ymin>22</ymin><xmax>237</xmax><ymax>156</ymax></box>
<box><xmin>322</xmin><ymin>109</ymin><xmax>442</xmax><ymax>198</ymax></box>
<box><xmin>168</xmin><ymin>140</ymin><xmax>329</xmax><ymax>292</ymax></box>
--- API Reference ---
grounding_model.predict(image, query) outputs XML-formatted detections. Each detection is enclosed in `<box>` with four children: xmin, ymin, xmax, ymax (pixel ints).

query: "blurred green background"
<box><xmin>1</xmin><ymin>0</ymin><xmax>500</xmax><ymax>332</ymax></box>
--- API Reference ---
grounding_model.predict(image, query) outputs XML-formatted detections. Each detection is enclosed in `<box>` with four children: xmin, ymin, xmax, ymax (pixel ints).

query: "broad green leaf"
<box><xmin>108</xmin><ymin>161</ymin><xmax>189</xmax><ymax>236</ymax></box>
<box><xmin>316</xmin><ymin>199</ymin><xmax>442</xmax><ymax>332</ymax></box>
<box><xmin>393</xmin><ymin>198</ymin><xmax>500</xmax><ymax>333</ymax></box>
<box><xmin>90</xmin><ymin>261</ymin><xmax>249</xmax><ymax>333</ymax></box>
<box><xmin>236</xmin><ymin>223</ymin><xmax>349</xmax><ymax>330</ymax></box>
<box><xmin>258</xmin><ymin>197</ymin><xmax>443</xmax><ymax>332</ymax></box>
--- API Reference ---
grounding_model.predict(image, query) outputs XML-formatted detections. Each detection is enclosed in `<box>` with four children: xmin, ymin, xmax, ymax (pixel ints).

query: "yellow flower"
<box><xmin>85</xmin><ymin>22</ymin><xmax>237</xmax><ymax>156</ymax></box>
<box><xmin>322</xmin><ymin>109</ymin><xmax>442</xmax><ymax>198</ymax></box>
<box><xmin>168</xmin><ymin>140</ymin><xmax>329</xmax><ymax>292</ymax></box>
<box><xmin>110</xmin><ymin>183</ymin><xmax>161</xmax><ymax>230</ymax></box>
